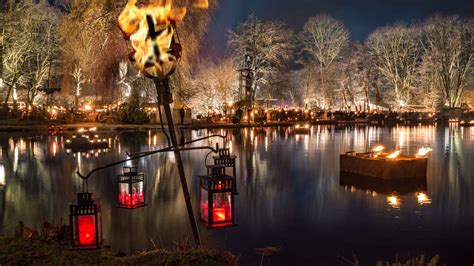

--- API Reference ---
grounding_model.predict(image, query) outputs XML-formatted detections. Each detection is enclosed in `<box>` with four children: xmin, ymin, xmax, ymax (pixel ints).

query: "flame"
<box><xmin>372</xmin><ymin>145</ymin><xmax>385</xmax><ymax>152</ymax></box>
<box><xmin>387</xmin><ymin>150</ymin><xmax>401</xmax><ymax>159</ymax></box>
<box><xmin>387</xmin><ymin>195</ymin><xmax>400</xmax><ymax>208</ymax></box>
<box><xmin>118</xmin><ymin>0</ymin><xmax>208</xmax><ymax>78</ymax></box>
<box><xmin>416</xmin><ymin>147</ymin><xmax>432</xmax><ymax>156</ymax></box>
<box><xmin>416</xmin><ymin>192</ymin><xmax>431</xmax><ymax>205</ymax></box>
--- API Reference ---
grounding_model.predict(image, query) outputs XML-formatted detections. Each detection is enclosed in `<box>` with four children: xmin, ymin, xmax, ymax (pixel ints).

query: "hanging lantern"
<box><xmin>117</xmin><ymin>166</ymin><xmax>146</xmax><ymax>209</ymax></box>
<box><xmin>69</xmin><ymin>192</ymin><xmax>102</xmax><ymax>249</ymax></box>
<box><xmin>212</xmin><ymin>148</ymin><xmax>237</xmax><ymax>177</ymax></box>
<box><xmin>199</xmin><ymin>165</ymin><xmax>236</xmax><ymax>228</ymax></box>
<box><xmin>211</xmin><ymin>148</ymin><xmax>237</xmax><ymax>194</ymax></box>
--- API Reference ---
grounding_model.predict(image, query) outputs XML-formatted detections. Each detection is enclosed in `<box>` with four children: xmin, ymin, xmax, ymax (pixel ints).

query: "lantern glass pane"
<box><xmin>132</xmin><ymin>182</ymin><xmax>145</xmax><ymax>205</ymax></box>
<box><xmin>118</xmin><ymin>181</ymin><xmax>144</xmax><ymax>208</ymax></box>
<box><xmin>200</xmin><ymin>188</ymin><xmax>209</xmax><ymax>223</ymax></box>
<box><xmin>73</xmin><ymin>215</ymin><xmax>97</xmax><ymax>247</ymax></box>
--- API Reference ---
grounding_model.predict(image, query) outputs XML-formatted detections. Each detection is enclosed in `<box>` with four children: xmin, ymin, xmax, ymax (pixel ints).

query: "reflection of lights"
<box><xmin>13</xmin><ymin>145</ymin><xmax>18</xmax><ymax>172</ymax></box>
<box><xmin>0</xmin><ymin>165</ymin><xmax>5</xmax><ymax>186</ymax></box>
<box><xmin>84</xmin><ymin>104</ymin><xmax>93</xmax><ymax>111</ymax></box>
<box><xmin>52</xmin><ymin>142</ymin><xmax>57</xmax><ymax>156</ymax></box>
<box><xmin>387</xmin><ymin>195</ymin><xmax>400</xmax><ymax>208</ymax></box>
<box><xmin>416</xmin><ymin>192</ymin><xmax>431</xmax><ymax>205</ymax></box>
<box><xmin>12</xmin><ymin>88</ymin><xmax>18</xmax><ymax>101</ymax></box>
<box><xmin>89</xmin><ymin>127</ymin><xmax>97</xmax><ymax>132</ymax></box>
<box><xmin>387</xmin><ymin>150</ymin><xmax>401</xmax><ymax>159</ymax></box>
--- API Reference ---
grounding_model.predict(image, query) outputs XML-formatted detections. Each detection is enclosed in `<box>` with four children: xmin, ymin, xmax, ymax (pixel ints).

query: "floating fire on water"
<box><xmin>386</xmin><ymin>150</ymin><xmax>401</xmax><ymax>159</ymax></box>
<box><xmin>416</xmin><ymin>192</ymin><xmax>432</xmax><ymax>205</ymax></box>
<box><xmin>387</xmin><ymin>195</ymin><xmax>400</xmax><ymax>208</ymax></box>
<box><xmin>372</xmin><ymin>145</ymin><xmax>385</xmax><ymax>153</ymax></box>
<box><xmin>416</xmin><ymin>147</ymin><xmax>432</xmax><ymax>157</ymax></box>
<box><xmin>118</xmin><ymin>0</ymin><xmax>208</xmax><ymax>78</ymax></box>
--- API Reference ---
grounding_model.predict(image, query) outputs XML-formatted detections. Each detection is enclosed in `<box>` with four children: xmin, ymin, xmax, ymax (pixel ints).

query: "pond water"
<box><xmin>1</xmin><ymin>125</ymin><xmax>474</xmax><ymax>265</ymax></box>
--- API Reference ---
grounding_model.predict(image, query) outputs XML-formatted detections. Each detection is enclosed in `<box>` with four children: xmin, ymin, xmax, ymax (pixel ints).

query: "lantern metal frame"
<box><xmin>117</xmin><ymin>166</ymin><xmax>147</xmax><ymax>209</ymax></box>
<box><xmin>210</xmin><ymin>148</ymin><xmax>238</xmax><ymax>194</ymax></box>
<box><xmin>199</xmin><ymin>165</ymin><xmax>237</xmax><ymax>228</ymax></box>
<box><xmin>69</xmin><ymin>192</ymin><xmax>102</xmax><ymax>249</ymax></box>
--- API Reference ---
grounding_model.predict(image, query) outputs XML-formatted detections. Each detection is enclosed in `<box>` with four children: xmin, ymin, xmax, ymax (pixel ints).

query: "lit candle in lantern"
<box><xmin>213</xmin><ymin>208</ymin><xmax>226</xmax><ymax>222</ymax></box>
<box><xmin>78</xmin><ymin>216</ymin><xmax>96</xmax><ymax>245</ymax></box>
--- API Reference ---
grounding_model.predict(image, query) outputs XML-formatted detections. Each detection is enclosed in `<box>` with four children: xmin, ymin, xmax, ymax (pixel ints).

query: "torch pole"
<box><xmin>154</xmin><ymin>78</ymin><xmax>202</xmax><ymax>247</ymax></box>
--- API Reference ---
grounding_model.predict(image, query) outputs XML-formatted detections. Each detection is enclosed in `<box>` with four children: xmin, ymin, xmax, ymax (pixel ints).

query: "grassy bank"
<box><xmin>0</xmin><ymin>236</ymin><xmax>238</xmax><ymax>265</ymax></box>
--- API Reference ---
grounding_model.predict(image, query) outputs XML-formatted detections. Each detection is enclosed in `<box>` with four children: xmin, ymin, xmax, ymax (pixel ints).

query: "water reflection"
<box><xmin>1</xmin><ymin>125</ymin><xmax>474</xmax><ymax>264</ymax></box>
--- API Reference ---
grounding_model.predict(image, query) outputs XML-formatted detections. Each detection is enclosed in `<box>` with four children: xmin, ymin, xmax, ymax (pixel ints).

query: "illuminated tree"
<box><xmin>422</xmin><ymin>15</ymin><xmax>474</xmax><ymax>108</ymax></box>
<box><xmin>300</xmin><ymin>14</ymin><xmax>349</xmax><ymax>107</ymax></box>
<box><xmin>367</xmin><ymin>24</ymin><xmax>422</xmax><ymax>108</ymax></box>
<box><xmin>189</xmin><ymin>57</ymin><xmax>238</xmax><ymax>116</ymax></box>
<box><xmin>228</xmin><ymin>14</ymin><xmax>295</xmax><ymax>102</ymax></box>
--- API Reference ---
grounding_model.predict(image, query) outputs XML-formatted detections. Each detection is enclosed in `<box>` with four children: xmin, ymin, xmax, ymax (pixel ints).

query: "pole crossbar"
<box><xmin>126</xmin><ymin>133</ymin><xmax>226</xmax><ymax>157</ymax></box>
<box><xmin>76</xmin><ymin>144</ymin><xmax>222</xmax><ymax>181</ymax></box>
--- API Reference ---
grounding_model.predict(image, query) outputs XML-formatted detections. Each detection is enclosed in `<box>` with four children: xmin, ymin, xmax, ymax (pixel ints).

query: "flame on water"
<box><xmin>387</xmin><ymin>150</ymin><xmax>401</xmax><ymax>159</ymax></box>
<box><xmin>416</xmin><ymin>147</ymin><xmax>432</xmax><ymax>156</ymax></box>
<box><xmin>416</xmin><ymin>192</ymin><xmax>431</xmax><ymax>205</ymax></box>
<box><xmin>118</xmin><ymin>0</ymin><xmax>208</xmax><ymax>78</ymax></box>
<box><xmin>372</xmin><ymin>145</ymin><xmax>385</xmax><ymax>152</ymax></box>
<box><xmin>387</xmin><ymin>195</ymin><xmax>400</xmax><ymax>208</ymax></box>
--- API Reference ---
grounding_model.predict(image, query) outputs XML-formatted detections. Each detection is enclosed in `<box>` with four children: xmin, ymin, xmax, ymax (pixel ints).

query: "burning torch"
<box><xmin>118</xmin><ymin>0</ymin><xmax>208</xmax><ymax>246</ymax></box>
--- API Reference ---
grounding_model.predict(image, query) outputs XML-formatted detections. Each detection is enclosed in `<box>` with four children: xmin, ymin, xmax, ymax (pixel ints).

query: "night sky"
<box><xmin>203</xmin><ymin>0</ymin><xmax>474</xmax><ymax>59</ymax></box>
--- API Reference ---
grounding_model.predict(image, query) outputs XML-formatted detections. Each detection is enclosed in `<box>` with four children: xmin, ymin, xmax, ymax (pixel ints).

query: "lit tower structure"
<box><xmin>239</xmin><ymin>54</ymin><xmax>253</xmax><ymax>107</ymax></box>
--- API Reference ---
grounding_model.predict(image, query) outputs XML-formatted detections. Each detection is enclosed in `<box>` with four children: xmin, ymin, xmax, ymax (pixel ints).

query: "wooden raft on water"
<box><xmin>340</xmin><ymin>151</ymin><xmax>428</xmax><ymax>180</ymax></box>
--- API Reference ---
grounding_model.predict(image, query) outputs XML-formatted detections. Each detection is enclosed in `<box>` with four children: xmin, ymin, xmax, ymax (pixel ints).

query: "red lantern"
<box><xmin>117</xmin><ymin>166</ymin><xmax>146</xmax><ymax>209</ymax></box>
<box><xmin>199</xmin><ymin>165</ymin><xmax>236</xmax><ymax>228</ymax></box>
<box><xmin>69</xmin><ymin>192</ymin><xmax>102</xmax><ymax>249</ymax></box>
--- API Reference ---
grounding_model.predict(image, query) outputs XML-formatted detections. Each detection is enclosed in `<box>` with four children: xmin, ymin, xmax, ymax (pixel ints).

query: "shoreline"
<box><xmin>0</xmin><ymin>119</ymin><xmax>445</xmax><ymax>133</ymax></box>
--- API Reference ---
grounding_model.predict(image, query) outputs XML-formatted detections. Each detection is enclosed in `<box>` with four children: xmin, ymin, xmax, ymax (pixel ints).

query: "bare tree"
<box><xmin>189</xmin><ymin>57</ymin><xmax>238</xmax><ymax>116</ymax></box>
<box><xmin>1</xmin><ymin>0</ymin><xmax>61</xmax><ymax>108</ymax></box>
<box><xmin>422</xmin><ymin>15</ymin><xmax>474</xmax><ymax>108</ymax></box>
<box><xmin>228</xmin><ymin>14</ymin><xmax>294</xmax><ymax>103</ymax></box>
<box><xmin>333</xmin><ymin>45</ymin><xmax>368</xmax><ymax>111</ymax></box>
<box><xmin>22</xmin><ymin>2</ymin><xmax>61</xmax><ymax>106</ymax></box>
<box><xmin>1</xmin><ymin>1</ymin><xmax>34</xmax><ymax>108</ymax></box>
<box><xmin>59</xmin><ymin>0</ymin><xmax>113</xmax><ymax>104</ymax></box>
<box><xmin>300</xmin><ymin>14</ymin><xmax>349</xmax><ymax>107</ymax></box>
<box><xmin>367</xmin><ymin>24</ymin><xmax>422</xmax><ymax>108</ymax></box>
<box><xmin>72</xmin><ymin>64</ymin><xmax>85</xmax><ymax>107</ymax></box>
